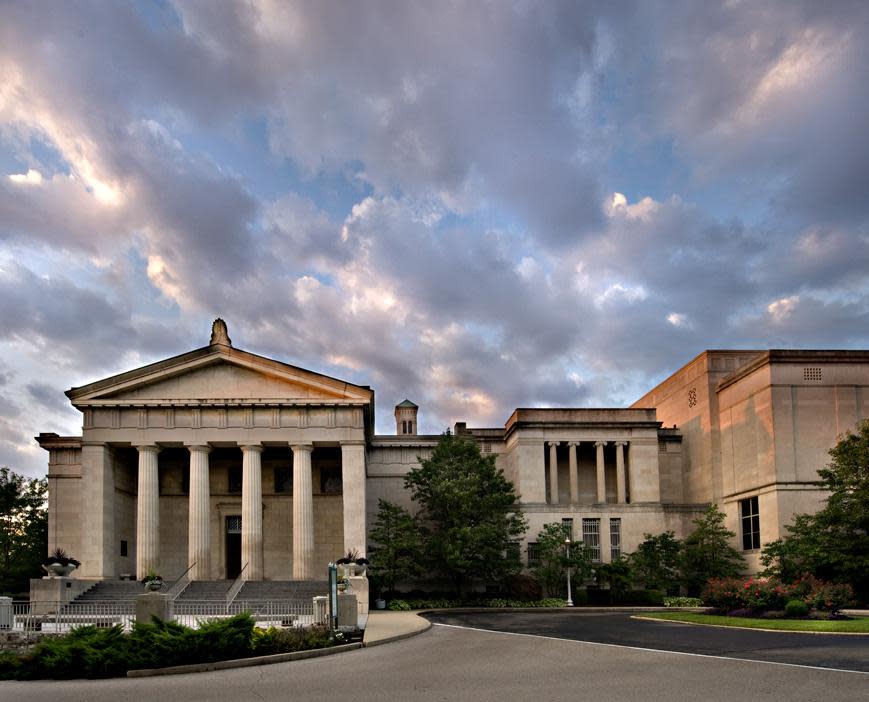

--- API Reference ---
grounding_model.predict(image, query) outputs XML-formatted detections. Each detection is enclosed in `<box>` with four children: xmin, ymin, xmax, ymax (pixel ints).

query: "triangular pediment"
<box><xmin>67</xmin><ymin>346</ymin><xmax>372</xmax><ymax>406</ymax></box>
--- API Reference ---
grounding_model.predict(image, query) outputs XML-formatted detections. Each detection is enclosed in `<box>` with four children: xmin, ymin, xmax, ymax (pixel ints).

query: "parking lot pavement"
<box><xmin>423</xmin><ymin>610</ymin><xmax>869</xmax><ymax>673</ymax></box>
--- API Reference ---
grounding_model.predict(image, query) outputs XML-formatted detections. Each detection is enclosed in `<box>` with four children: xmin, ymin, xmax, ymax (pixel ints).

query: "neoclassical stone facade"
<box><xmin>36</xmin><ymin>323</ymin><xmax>869</xmax><ymax>581</ymax></box>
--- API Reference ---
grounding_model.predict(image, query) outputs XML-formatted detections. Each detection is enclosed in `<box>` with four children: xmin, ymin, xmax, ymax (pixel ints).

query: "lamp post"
<box><xmin>564</xmin><ymin>536</ymin><xmax>573</xmax><ymax>607</ymax></box>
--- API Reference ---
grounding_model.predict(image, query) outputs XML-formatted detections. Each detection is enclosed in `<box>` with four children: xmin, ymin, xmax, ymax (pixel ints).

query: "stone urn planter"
<box><xmin>142</xmin><ymin>572</ymin><xmax>164</xmax><ymax>591</ymax></box>
<box><xmin>41</xmin><ymin>548</ymin><xmax>81</xmax><ymax>578</ymax></box>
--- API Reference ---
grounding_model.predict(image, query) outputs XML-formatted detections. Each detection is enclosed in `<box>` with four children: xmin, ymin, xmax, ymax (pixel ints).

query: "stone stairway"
<box><xmin>235</xmin><ymin>580</ymin><xmax>328</xmax><ymax>604</ymax></box>
<box><xmin>176</xmin><ymin>580</ymin><xmax>233</xmax><ymax>601</ymax></box>
<box><xmin>74</xmin><ymin>580</ymin><xmax>162</xmax><ymax>602</ymax></box>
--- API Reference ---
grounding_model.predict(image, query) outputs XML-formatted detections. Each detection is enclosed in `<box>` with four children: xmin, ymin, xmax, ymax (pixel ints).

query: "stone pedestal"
<box><xmin>348</xmin><ymin>575</ymin><xmax>369</xmax><ymax>619</ymax></box>
<box><xmin>29</xmin><ymin>577</ymin><xmax>94</xmax><ymax>614</ymax></box>
<box><xmin>136</xmin><ymin>592</ymin><xmax>173</xmax><ymax>624</ymax></box>
<box><xmin>336</xmin><ymin>593</ymin><xmax>358</xmax><ymax>628</ymax></box>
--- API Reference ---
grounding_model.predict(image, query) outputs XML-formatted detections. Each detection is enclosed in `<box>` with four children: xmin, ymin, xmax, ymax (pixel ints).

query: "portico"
<box><xmin>58</xmin><ymin>320</ymin><xmax>374</xmax><ymax>581</ymax></box>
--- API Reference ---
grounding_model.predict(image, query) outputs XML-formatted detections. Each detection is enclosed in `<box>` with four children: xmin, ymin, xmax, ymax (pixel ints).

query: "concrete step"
<box><xmin>177</xmin><ymin>581</ymin><xmax>233</xmax><ymax>601</ymax></box>
<box><xmin>74</xmin><ymin>580</ymin><xmax>165</xmax><ymax>602</ymax></box>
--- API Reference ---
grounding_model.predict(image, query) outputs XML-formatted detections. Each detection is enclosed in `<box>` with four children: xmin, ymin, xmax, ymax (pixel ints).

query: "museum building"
<box><xmin>36</xmin><ymin>320</ymin><xmax>869</xmax><ymax>582</ymax></box>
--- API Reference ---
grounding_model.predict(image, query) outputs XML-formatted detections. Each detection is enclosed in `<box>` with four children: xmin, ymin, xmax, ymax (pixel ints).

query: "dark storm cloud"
<box><xmin>0</xmin><ymin>0</ymin><xmax>867</xmax><ymax>445</ymax></box>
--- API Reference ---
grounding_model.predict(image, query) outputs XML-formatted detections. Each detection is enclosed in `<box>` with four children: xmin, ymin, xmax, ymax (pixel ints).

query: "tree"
<box><xmin>404</xmin><ymin>433</ymin><xmax>527</xmax><ymax>595</ymax></box>
<box><xmin>680</xmin><ymin>505</ymin><xmax>745</xmax><ymax>595</ymax></box>
<box><xmin>530</xmin><ymin>522</ymin><xmax>593</xmax><ymax>597</ymax></box>
<box><xmin>367</xmin><ymin>499</ymin><xmax>423</xmax><ymax>596</ymax></box>
<box><xmin>0</xmin><ymin>467</ymin><xmax>48</xmax><ymax>595</ymax></box>
<box><xmin>595</xmin><ymin>556</ymin><xmax>633</xmax><ymax>602</ymax></box>
<box><xmin>761</xmin><ymin>419</ymin><xmax>869</xmax><ymax>602</ymax></box>
<box><xmin>629</xmin><ymin>531</ymin><xmax>682</xmax><ymax>593</ymax></box>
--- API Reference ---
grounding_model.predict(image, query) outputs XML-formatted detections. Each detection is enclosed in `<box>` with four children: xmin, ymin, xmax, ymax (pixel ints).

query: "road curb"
<box><xmin>126</xmin><ymin>642</ymin><xmax>363</xmax><ymax>677</ymax></box>
<box><xmin>363</xmin><ymin>615</ymin><xmax>432</xmax><ymax>647</ymax></box>
<box><xmin>631</xmin><ymin>614</ymin><xmax>869</xmax><ymax>636</ymax></box>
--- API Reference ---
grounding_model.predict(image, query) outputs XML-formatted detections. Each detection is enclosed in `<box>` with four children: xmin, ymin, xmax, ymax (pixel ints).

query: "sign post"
<box><xmin>327</xmin><ymin>562</ymin><xmax>338</xmax><ymax>632</ymax></box>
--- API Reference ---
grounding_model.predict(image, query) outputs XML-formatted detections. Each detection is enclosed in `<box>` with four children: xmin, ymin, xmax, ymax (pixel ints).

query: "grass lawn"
<box><xmin>637</xmin><ymin>612</ymin><xmax>869</xmax><ymax>633</ymax></box>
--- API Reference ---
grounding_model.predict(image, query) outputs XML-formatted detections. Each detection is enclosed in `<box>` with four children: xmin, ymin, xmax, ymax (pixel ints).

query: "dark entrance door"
<box><xmin>225</xmin><ymin>516</ymin><xmax>242</xmax><ymax>579</ymax></box>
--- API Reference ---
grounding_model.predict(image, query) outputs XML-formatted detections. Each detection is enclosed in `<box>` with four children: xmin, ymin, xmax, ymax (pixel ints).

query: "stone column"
<box><xmin>187</xmin><ymin>445</ymin><xmax>211</xmax><ymax>580</ymax></box>
<box><xmin>595</xmin><ymin>441</ymin><xmax>607</xmax><ymax>504</ymax></box>
<box><xmin>135</xmin><ymin>445</ymin><xmax>160</xmax><ymax>580</ymax></box>
<box><xmin>241</xmin><ymin>444</ymin><xmax>264</xmax><ymax>580</ymax></box>
<box><xmin>80</xmin><ymin>443</ymin><xmax>116</xmax><ymax>578</ymax></box>
<box><xmin>567</xmin><ymin>442</ymin><xmax>579</xmax><ymax>504</ymax></box>
<box><xmin>292</xmin><ymin>444</ymin><xmax>314</xmax><ymax>580</ymax></box>
<box><xmin>547</xmin><ymin>442</ymin><xmax>559</xmax><ymax>505</ymax></box>
<box><xmin>615</xmin><ymin>441</ymin><xmax>627</xmax><ymax>504</ymax></box>
<box><xmin>341</xmin><ymin>441</ymin><xmax>367</xmax><ymax>557</ymax></box>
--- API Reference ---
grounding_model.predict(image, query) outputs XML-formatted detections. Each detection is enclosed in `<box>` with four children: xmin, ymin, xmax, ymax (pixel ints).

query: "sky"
<box><xmin>1</xmin><ymin>1</ymin><xmax>868</xmax><ymax>477</ymax></box>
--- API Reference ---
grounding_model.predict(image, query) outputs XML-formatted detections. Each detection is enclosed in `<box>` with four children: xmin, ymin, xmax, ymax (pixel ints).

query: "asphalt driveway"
<box><xmin>423</xmin><ymin>610</ymin><xmax>869</xmax><ymax>673</ymax></box>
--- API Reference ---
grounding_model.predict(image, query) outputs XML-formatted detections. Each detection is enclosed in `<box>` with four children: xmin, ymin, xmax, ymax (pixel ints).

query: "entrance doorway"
<box><xmin>225</xmin><ymin>516</ymin><xmax>241</xmax><ymax>579</ymax></box>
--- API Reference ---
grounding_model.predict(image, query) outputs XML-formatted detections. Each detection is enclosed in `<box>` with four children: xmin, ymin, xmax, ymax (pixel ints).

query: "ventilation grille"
<box><xmin>687</xmin><ymin>387</ymin><xmax>697</xmax><ymax>408</ymax></box>
<box><xmin>803</xmin><ymin>367</ymin><xmax>822</xmax><ymax>381</ymax></box>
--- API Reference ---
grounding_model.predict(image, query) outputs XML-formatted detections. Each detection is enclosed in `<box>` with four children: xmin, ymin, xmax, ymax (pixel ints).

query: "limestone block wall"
<box><xmin>46</xmin><ymin>447</ymin><xmax>83</xmax><ymax>560</ymax></box>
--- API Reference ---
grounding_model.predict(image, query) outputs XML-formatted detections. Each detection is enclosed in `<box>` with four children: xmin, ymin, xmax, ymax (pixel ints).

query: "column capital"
<box><xmin>133</xmin><ymin>444</ymin><xmax>160</xmax><ymax>453</ymax></box>
<box><xmin>547</xmin><ymin>441</ymin><xmax>560</xmax><ymax>448</ymax></box>
<box><xmin>291</xmin><ymin>443</ymin><xmax>313</xmax><ymax>453</ymax></box>
<box><xmin>614</xmin><ymin>440</ymin><xmax>628</xmax><ymax>447</ymax></box>
<box><xmin>594</xmin><ymin>440</ymin><xmax>608</xmax><ymax>448</ymax></box>
<box><xmin>239</xmin><ymin>443</ymin><xmax>264</xmax><ymax>453</ymax></box>
<box><xmin>185</xmin><ymin>443</ymin><xmax>212</xmax><ymax>454</ymax></box>
<box><xmin>567</xmin><ymin>441</ymin><xmax>580</xmax><ymax>447</ymax></box>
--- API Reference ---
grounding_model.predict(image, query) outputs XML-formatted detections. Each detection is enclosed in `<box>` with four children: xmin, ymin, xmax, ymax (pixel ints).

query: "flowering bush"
<box><xmin>703</xmin><ymin>575</ymin><xmax>855</xmax><ymax>615</ymax></box>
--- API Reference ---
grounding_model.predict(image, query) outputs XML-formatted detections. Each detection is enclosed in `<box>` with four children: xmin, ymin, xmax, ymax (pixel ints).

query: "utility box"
<box><xmin>336</xmin><ymin>593</ymin><xmax>358</xmax><ymax>628</ymax></box>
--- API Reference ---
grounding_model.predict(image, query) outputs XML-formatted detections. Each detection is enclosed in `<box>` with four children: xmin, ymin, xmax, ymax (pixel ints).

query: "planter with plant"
<box><xmin>141</xmin><ymin>571</ymin><xmax>164</xmax><ymax>591</ymax></box>
<box><xmin>41</xmin><ymin>548</ymin><xmax>81</xmax><ymax>578</ymax></box>
<box><xmin>335</xmin><ymin>549</ymin><xmax>369</xmax><ymax>578</ymax></box>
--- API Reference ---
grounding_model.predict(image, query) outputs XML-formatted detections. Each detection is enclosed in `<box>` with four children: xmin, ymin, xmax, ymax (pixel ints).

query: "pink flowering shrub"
<box><xmin>703</xmin><ymin>574</ymin><xmax>855</xmax><ymax>614</ymax></box>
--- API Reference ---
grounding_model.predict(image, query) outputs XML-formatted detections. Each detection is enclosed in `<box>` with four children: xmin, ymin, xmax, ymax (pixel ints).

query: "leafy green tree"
<box><xmin>595</xmin><ymin>556</ymin><xmax>633</xmax><ymax>602</ymax></box>
<box><xmin>680</xmin><ymin>505</ymin><xmax>745</xmax><ymax>595</ymax></box>
<box><xmin>404</xmin><ymin>433</ymin><xmax>527</xmax><ymax>595</ymax></box>
<box><xmin>761</xmin><ymin>419</ymin><xmax>869</xmax><ymax>602</ymax></box>
<box><xmin>530</xmin><ymin>522</ymin><xmax>593</xmax><ymax>597</ymax></box>
<box><xmin>367</xmin><ymin>499</ymin><xmax>423</xmax><ymax>595</ymax></box>
<box><xmin>0</xmin><ymin>467</ymin><xmax>48</xmax><ymax>595</ymax></box>
<box><xmin>629</xmin><ymin>531</ymin><xmax>682</xmax><ymax>593</ymax></box>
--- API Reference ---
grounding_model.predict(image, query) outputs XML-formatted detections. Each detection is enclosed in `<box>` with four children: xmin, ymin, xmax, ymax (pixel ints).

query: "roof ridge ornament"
<box><xmin>210</xmin><ymin>318</ymin><xmax>232</xmax><ymax>347</ymax></box>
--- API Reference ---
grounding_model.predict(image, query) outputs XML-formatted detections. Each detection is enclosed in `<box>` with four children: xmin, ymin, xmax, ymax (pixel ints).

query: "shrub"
<box><xmin>251</xmin><ymin>626</ymin><xmax>333</xmax><ymax>656</ymax></box>
<box><xmin>784</xmin><ymin>599</ymin><xmax>809</xmax><ymax>617</ymax></box>
<box><xmin>501</xmin><ymin>573</ymin><xmax>543</xmax><ymax>601</ymax></box>
<box><xmin>387</xmin><ymin>599</ymin><xmax>412</xmax><ymax>611</ymax></box>
<box><xmin>663</xmin><ymin>597</ymin><xmax>703</xmax><ymax>607</ymax></box>
<box><xmin>805</xmin><ymin>582</ymin><xmax>855</xmax><ymax>614</ymax></box>
<box><xmin>615</xmin><ymin>589</ymin><xmax>664</xmax><ymax>606</ymax></box>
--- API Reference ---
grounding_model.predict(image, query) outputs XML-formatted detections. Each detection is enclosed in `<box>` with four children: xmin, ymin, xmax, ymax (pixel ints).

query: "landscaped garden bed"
<box><xmin>0</xmin><ymin>613</ymin><xmax>339</xmax><ymax>679</ymax></box>
<box><xmin>637</xmin><ymin>612</ymin><xmax>869</xmax><ymax>633</ymax></box>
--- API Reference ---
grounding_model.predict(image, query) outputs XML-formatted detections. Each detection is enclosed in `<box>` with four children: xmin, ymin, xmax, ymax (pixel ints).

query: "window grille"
<box><xmin>481</xmin><ymin>442</ymin><xmax>492</xmax><ymax>454</ymax></box>
<box><xmin>582</xmin><ymin>518</ymin><xmax>601</xmax><ymax>562</ymax></box>
<box><xmin>659</xmin><ymin>441</ymin><xmax>667</xmax><ymax>453</ymax></box>
<box><xmin>527</xmin><ymin>542</ymin><xmax>540</xmax><ymax>568</ymax></box>
<box><xmin>561</xmin><ymin>518</ymin><xmax>574</xmax><ymax>541</ymax></box>
<box><xmin>610</xmin><ymin>518</ymin><xmax>621</xmax><ymax>561</ymax></box>
<box><xmin>226</xmin><ymin>516</ymin><xmax>242</xmax><ymax>534</ymax></box>
<box><xmin>740</xmin><ymin>496</ymin><xmax>760</xmax><ymax>550</ymax></box>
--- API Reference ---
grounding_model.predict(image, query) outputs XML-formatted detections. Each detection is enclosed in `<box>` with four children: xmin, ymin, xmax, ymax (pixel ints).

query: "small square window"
<box><xmin>610</xmin><ymin>518</ymin><xmax>621</xmax><ymax>561</ymax></box>
<box><xmin>120</xmin><ymin>540</ymin><xmax>128</xmax><ymax>558</ymax></box>
<box><xmin>740</xmin><ymin>496</ymin><xmax>760</xmax><ymax>550</ymax></box>
<box><xmin>561</xmin><ymin>518</ymin><xmax>574</xmax><ymax>540</ymax></box>
<box><xmin>228</xmin><ymin>466</ymin><xmax>242</xmax><ymax>494</ymax></box>
<box><xmin>274</xmin><ymin>466</ymin><xmax>292</xmax><ymax>493</ymax></box>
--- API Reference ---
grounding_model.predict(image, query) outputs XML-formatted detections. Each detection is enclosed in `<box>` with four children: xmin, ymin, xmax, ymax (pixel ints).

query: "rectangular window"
<box><xmin>582</xmin><ymin>518</ymin><xmax>601</xmax><ymax>562</ymax></box>
<box><xmin>740</xmin><ymin>496</ymin><xmax>760</xmax><ymax>550</ymax></box>
<box><xmin>120</xmin><ymin>540</ymin><xmax>128</xmax><ymax>558</ymax></box>
<box><xmin>320</xmin><ymin>467</ymin><xmax>343</xmax><ymax>494</ymax></box>
<box><xmin>527</xmin><ymin>542</ymin><xmax>540</xmax><ymax>568</ymax></box>
<box><xmin>228</xmin><ymin>466</ymin><xmax>242</xmax><ymax>494</ymax></box>
<box><xmin>274</xmin><ymin>466</ymin><xmax>292</xmax><ymax>493</ymax></box>
<box><xmin>562</xmin><ymin>517</ymin><xmax>574</xmax><ymax>541</ymax></box>
<box><xmin>610</xmin><ymin>518</ymin><xmax>621</xmax><ymax>561</ymax></box>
